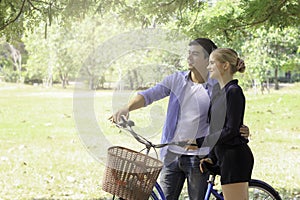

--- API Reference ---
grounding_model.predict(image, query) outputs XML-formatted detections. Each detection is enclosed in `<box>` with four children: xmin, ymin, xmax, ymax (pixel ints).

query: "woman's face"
<box><xmin>207</xmin><ymin>53</ymin><xmax>224</xmax><ymax>80</ymax></box>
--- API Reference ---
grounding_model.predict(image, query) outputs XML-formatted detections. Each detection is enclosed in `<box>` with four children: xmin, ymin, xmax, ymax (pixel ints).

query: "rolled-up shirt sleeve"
<box><xmin>138</xmin><ymin>74</ymin><xmax>174</xmax><ymax>106</ymax></box>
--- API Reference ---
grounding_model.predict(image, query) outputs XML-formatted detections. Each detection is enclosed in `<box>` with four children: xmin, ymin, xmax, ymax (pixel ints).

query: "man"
<box><xmin>110</xmin><ymin>38</ymin><xmax>249</xmax><ymax>199</ymax></box>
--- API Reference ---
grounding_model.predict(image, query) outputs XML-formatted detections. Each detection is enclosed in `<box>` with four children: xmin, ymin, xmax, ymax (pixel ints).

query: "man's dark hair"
<box><xmin>189</xmin><ymin>38</ymin><xmax>218</xmax><ymax>58</ymax></box>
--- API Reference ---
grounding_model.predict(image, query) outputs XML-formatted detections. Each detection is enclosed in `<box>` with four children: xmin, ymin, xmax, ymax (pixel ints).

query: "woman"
<box><xmin>196</xmin><ymin>48</ymin><xmax>254</xmax><ymax>200</ymax></box>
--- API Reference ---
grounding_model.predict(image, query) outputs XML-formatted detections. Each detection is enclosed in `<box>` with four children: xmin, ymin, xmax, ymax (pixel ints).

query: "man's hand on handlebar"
<box><xmin>108</xmin><ymin>107</ymin><xmax>130</xmax><ymax>123</ymax></box>
<box><xmin>109</xmin><ymin>94</ymin><xmax>145</xmax><ymax>123</ymax></box>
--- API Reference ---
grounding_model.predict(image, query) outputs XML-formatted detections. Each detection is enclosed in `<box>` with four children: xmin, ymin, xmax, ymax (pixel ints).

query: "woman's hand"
<box><xmin>199</xmin><ymin>158</ymin><xmax>213</xmax><ymax>173</ymax></box>
<box><xmin>240</xmin><ymin>124</ymin><xmax>250</xmax><ymax>139</ymax></box>
<box><xmin>184</xmin><ymin>139</ymin><xmax>198</xmax><ymax>151</ymax></box>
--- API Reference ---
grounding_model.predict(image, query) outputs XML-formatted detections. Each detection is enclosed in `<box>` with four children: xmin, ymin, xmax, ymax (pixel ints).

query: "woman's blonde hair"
<box><xmin>211</xmin><ymin>48</ymin><xmax>245</xmax><ymax>74</ymax></box>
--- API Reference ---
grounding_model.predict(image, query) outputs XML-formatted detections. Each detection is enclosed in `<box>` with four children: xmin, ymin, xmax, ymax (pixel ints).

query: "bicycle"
<box><xmin>102</xmin><ymin>117</ymin><xmax>282</xmax><ymax>200</ymax></box>
<box><xmin>202</xmin><ymin>163</ymin><xmax>282</xmax><ymax>200</ymax></box>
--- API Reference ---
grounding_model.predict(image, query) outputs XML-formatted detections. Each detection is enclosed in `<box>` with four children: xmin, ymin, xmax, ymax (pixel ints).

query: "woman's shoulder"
<box><xmin>225</xmin><ymin>80</ymin><xmax>243</xmax><ymax>96</ymax></box>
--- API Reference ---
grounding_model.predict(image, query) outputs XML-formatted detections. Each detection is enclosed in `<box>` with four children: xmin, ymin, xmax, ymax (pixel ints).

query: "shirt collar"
<box><xmin>184</xmin><ymin>71</ymin><xmax>190</xmax><ymax>81</ymax></box>
<box><xmin>224</xmin><ymin>79</ymin><xmax>238</xmax><ymax>91</ymax></box>
<box><xmin>184</xmin><ymin>71</ymin><xmax>217</xmax><ymax>87</ymax></box>
<box><xmin>184</xmin><ymin>71</ymin><xmax>209</xmax><ymax>84</ymax></box>
<box><xmin>206</xmin><ymin>75</ymin><xmax>217</xmax><ymax>88</ymax></box>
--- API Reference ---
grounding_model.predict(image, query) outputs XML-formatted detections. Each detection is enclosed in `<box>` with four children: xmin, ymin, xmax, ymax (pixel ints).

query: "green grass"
<box><xmin>0</xmin><ymin>82</ymin><xmax>299</xmax><ymax>199</ymax></box>
<box><xmin>244</xmin><ymin>84</ymin><xmax>300</xmax><ymax>199</ymax></box>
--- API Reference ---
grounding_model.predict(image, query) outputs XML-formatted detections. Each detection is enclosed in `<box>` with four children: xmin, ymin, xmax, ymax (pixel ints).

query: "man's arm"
<box><xmin>109</xmin><ymin>94</ymin><xmax>145</xmax><ymax>123</ymax></box>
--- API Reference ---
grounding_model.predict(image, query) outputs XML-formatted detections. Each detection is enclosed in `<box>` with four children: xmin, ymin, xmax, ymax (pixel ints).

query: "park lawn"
<box><xmin>0</xmin><ymin>82</ymin><xmax>299</xmax><ymax>199</ymax></box>
<box><xmin>244</xmin><ymin>85</ymin><xmax>300</xmax><ymax>199</ymax></box>
<box><xmin>0</xmin><ymin>84</ymin><xmax>105</xmax><ymax>199</ymax></box>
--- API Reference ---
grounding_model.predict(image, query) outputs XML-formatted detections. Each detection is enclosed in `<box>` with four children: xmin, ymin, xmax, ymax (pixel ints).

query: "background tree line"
<box><xmin>0</xmin><ymin>0</ymin><xmax>299</xmax><ymax>90</ymax></box>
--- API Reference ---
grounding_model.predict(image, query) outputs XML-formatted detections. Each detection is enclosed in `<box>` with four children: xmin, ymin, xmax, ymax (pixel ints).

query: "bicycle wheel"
<box><xmin>249</xmin><ymin>179</ymin><xmax>282</xmax><ymax>200</ymax></box>
<box><xmin>208</xmin><ymin>179</ymin><xmax>282</xmax><ymax>200</ymax></box>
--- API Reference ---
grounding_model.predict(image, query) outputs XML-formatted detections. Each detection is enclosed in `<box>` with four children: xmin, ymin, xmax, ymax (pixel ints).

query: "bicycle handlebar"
<box><xmin>115</xmin><ymin>115</ymin><xmax>197</xmax><ymax>152</ymax></box>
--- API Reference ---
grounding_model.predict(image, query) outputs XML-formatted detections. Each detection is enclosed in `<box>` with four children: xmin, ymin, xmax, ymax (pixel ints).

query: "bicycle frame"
<box><xmin>113</xmin><ymin>118</ymin><xmax>220</xmax><ymax>200</ymax></box>
<box><xmin>151</xmin><ymin>174</ymin><xmax>223</xmax><ymax>200</ymax></box>
<box><xmin>204</xmin><ymin>175</ymin><xmax>223</xmax><ymax>200</ymax></box>
<box><xmin>109</xmin><ymin>118</ymin><xmax>282</xmax><ymax>200</ymax></box>
<box><xmin>151</xmin><ymin>182</ymin><xmax>166</xmax><ymax>200</ymax></box>
<box><xmin>203</xmin><ymin>175</ymin><xmax>283</xmax><ymax>200</ymax></box>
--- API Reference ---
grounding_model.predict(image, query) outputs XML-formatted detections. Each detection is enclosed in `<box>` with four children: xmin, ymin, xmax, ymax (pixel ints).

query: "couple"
<box><xmin>110</xmin><ymin>38</ymin><xmax>254</xmax><ymax>200</ymax></box>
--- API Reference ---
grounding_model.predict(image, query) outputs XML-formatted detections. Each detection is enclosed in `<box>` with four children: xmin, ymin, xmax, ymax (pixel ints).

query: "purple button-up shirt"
<box><xmin>138</xmin><ymin>71</ymin><xmax>217</xmax><ymax>158</ymax></box>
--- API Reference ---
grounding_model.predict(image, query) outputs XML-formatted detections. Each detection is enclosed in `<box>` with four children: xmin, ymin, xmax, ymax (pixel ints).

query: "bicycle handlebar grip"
<box><xmin>120</xmin><ymin>115</ymin><xmax>127</xmax><ymax>122</ymax></box>
<box><xmin>119</xmin><ymin>115</ymin><xmax>135</xmax><ymax>127</ymax></box>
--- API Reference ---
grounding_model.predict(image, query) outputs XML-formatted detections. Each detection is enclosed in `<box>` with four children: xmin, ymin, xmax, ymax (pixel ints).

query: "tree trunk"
<box><xmin>133</xmin><ymin>69</ymin><xmax>139</xmax><ymax>89</ymax></box>
<box><xmin>89</xmin><ymin>76</ymin><xmax>95</xmax><ymax>90</ymax></box>
<box><xmin>274</xmin><ymin>66</ymin><xmax>279</xmax><ymax>90</ymax></box>
<box><xmin>128</xmin><ymin>71</ymin><xmax>133</xmax><ymax>90</ymax></box>
<box><xmin>60</xmin><ymin>72</ymin><xmax>68</xmax><ymax>88</ymax></box>
<box><xmin>62</xmin><ymin>79</ymin><xmax>66</xmax><ymax>88</ymax></box>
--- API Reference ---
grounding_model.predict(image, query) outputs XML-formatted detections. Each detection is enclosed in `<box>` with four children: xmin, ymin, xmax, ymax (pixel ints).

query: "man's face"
<box><xmin>187</xmin><ymin>44</ymin><xmax>209</xmax><ymax>80</ymax></box>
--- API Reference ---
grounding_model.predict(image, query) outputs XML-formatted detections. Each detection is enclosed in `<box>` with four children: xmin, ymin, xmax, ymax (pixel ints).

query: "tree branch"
<box><xmin>31</xmin><ymin>0</ymin><xmax>63</xmax><ymax>10</ymax></box>
<box><xmin>27</xmin><ymin>0</ymin><xmax>42</xmax><ymax>12</ymax></box>
<box><xmin>0</xmin><ymin>0</ymin><xmax>27</xmax><ymax>31</ymax></box>
<box><xmin>158</xmin><ymin>0</ymin><xmax>176</xmax><ymax>7</ymax></box>
<box><xmin>189</xmin><ymin>1</ymin><xmax>201</xmax><ymax>28</ymax></box>
<box><xmin>226</xmin><ymin>0</ymin><xmax>289</xmax><ymax>31</ymax></box>
<box><xmin>31</xmin><ymin>0</ymin><xmax>49</xmax><ymax>3</ymax></box>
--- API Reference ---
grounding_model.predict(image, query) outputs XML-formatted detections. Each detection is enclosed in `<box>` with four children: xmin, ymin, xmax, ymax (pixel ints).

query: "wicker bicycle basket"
<box><xmin>102</xmin><ymin>146</ymin><xmax>163</xmax><ymax>200</ymax></box>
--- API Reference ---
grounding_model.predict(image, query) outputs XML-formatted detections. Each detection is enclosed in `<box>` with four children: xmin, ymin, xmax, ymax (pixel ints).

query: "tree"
<box><xmin>0</xmin><ymin>37</ymin><xmax>24</xmax><ymax>82</ymax></box>
<box><xmin>23</xmin><ymin>12</ymin><xmax>132</xmax><ymax>88</ymax></box>
<box><xmin>22</xmin><ymin>22</ymin><xmax>59</xmax><ymax>85</ymax></box>
<box><xmin>240</xmin><ymin>26</ymin><xmax>300</xmax><ymax>90</ymax></box>
<box><xmin>1</xmin><ymin>0</ymin><xmax>299</xmax><ymax>42</ymax></box>
<box><xmin>2</xmin><ymin>0</ymin><xmax>299</xmax><ymax>89</ymax></box>
<box><xmin>0</xmin><ymin>0</ymin><xmax>102</xmax><ymax>41</ymax></box>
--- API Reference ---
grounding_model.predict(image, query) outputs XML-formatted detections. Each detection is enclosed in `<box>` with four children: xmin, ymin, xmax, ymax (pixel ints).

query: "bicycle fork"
<box><xmin>204</xmin><ymin>175</ymin><xmax>223</xmax><ymax>200</ymax></box>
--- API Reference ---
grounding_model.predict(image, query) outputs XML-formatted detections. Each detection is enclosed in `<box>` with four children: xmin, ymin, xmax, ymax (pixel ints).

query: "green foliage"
<box><xmin>0</xmin><ymin>39</ymin><xmax>21</xmax><ymax>82</ymax></box>
<box><xmin>2</xmin><ymin>0</ymin><xmax>299</xmax><ymax>42</ymax></box>
<box><xmin>240</xmin><ymin>0</ymin><xmax>300</xmax><ymax>29</ymax></box>
<box><xmin>0</xmin><ymin>0</ymin><xmax>101</xmax><ymax>41</ymax></box>
<box><xmin>1</xmin><ymin>0</ymin><xmax>299</xmax><ymax>89</ymax></box>
<box><xmin>1</xmin><ymin>68</ymin><xmax>20</xmax><ymax>82</ymax></box>
<box><xmin>22</xmin><ymin>13</ymin><xmax>135</xmax><ymax>88</ymax></box>
<box><xmin>238</xmin><ymin>26</ymin><xmax>300</xmax><ymax>89</ymax></box>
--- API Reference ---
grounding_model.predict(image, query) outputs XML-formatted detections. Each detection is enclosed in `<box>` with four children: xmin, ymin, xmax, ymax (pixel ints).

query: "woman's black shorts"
<box><xmin>215</xmin><ymin>144</ymin><xmax>254</xmax><ymax>185</ymax></box>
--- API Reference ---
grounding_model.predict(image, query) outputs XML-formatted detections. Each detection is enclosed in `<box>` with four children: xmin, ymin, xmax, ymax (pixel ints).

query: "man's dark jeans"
<box><xmin>160</xmin><ymin>150</ymin><xmax>209</xmax><ymax>200</ymax></box>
